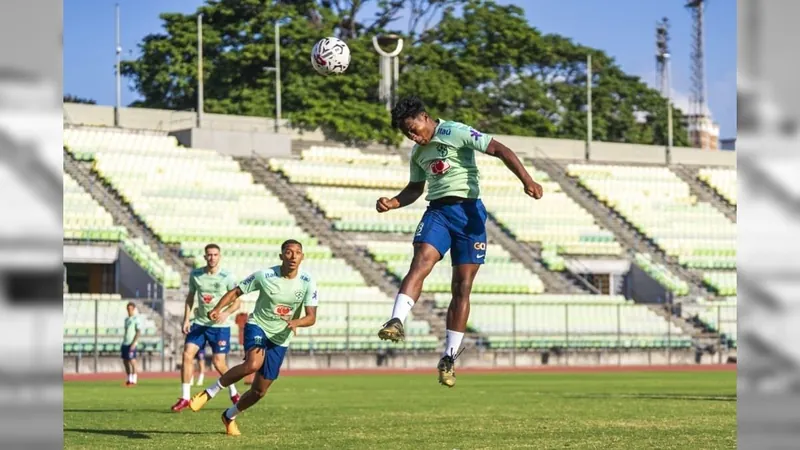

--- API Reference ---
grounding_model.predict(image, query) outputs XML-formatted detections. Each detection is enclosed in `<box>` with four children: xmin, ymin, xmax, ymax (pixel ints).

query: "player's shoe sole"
<box><xmin>221</xmin><ymin>412</ymin><xmax>241</xmax><ymax>436</ymax></box>
<box><xmin>437</xmin><ymin>356</ymin><xmax>456</xmax><ymax>388</ymax></box>
<box><xmin>189</xmin><ymin>391</ymin><xmax>211</xmax><ymax>412</ymax></box>
<box><xmin>378</xmin><ymin>318</ymin><xmax>405</xmax><ymax>342</ymax></box>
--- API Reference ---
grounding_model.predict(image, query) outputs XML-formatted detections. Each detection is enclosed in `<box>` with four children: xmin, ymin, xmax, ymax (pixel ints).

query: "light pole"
<box><xmin>373</xmin><ymin>34</ymin><xmax>404</xmax><ymax>112</ymax></box>
<box><xmin>264</xmin><ymin>19</ymin><xmax>289</xmax><ymax>133</ymax></box>
<box><xmin>197</xmin><ymin>13</ymin><xmax>204</xmax><ymax>128</ymax></box>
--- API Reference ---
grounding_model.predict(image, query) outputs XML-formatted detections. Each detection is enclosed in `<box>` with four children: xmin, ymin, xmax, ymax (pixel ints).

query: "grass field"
<box><xmin>64</xmin><ymin>369</ymin><xmax>736</xmax><ymax>449</ymax></box>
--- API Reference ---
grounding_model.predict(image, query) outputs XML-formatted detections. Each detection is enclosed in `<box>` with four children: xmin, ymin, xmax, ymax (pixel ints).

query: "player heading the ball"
<box><xmin>376</xmin><ymin>96</ymin><xmax>543</xmax><ymax>387</ymax></box>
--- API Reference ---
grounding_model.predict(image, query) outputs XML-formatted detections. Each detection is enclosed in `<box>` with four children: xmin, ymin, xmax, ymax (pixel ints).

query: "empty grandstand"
<box><xmin>62</xmin><ymin>104</ymin><xmax>737</xmax><ymax>371</ymax></box>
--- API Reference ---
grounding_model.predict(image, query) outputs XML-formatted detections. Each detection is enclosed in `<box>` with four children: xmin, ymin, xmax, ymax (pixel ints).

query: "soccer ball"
<box><xmin>311</xmin><ymin>37</ymin><xmax>351</xmax><ymax>75</ymax></box>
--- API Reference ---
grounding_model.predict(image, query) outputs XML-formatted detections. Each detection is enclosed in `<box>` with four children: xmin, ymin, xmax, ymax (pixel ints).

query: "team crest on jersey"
<box><xmin>295</xmin><ymin>290</ymin><xmax>303</xmax><ymax>300</ymax></box>
<box><xmin>214</xmin><ymin>282</ymin><xmax>221</xmax><ymax>289</ymax></box>
<box><xmin>436</xmin><ymin>143</ymin><xmax>448</xmax><ymax>157</ymax></box>
<box><xmin>274</xmin><ymin>304</ymin><xmax>293</xmax><ymax>319</ymax></box>
<box><xmin>429</xmin><ymin>160</ymin><xmax>451</xmax><ymax>176</ymax></box>
<box><xmin>201</xmin><ymin>294</ymin><xmax>213</xmax><ymax>304</ymax></box>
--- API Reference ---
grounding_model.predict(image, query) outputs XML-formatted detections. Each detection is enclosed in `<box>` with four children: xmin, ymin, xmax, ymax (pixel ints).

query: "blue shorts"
<box><xmin>185</xmin><ymin>324</ymin><xmax>231</xmax><ymax>354</ymax></box>
<box><xmin>413</xmin><ymin>198</ymin><xmax>488</xmax><ymax>266</ymax></box>
<box><xmin>120</xmin><ymin>344</ymin><xmax>137</xmax><ymax>361</ymax></box>
<box><xmin>243</xmin><ymin>323</ymin><xmax>288</xmax><ymax>381</ymax></box>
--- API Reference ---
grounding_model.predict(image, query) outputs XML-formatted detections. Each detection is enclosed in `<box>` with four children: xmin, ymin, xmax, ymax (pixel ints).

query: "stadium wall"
<box><xmin>62</xmin><ymin>348</ymin><xmax>733</xmax><ymax>374</ymax></box>
<box><xmin>117</xmin><ymin>248</ymin><xmax>164</xmax><ymax>300</ymax></box>
<box><xmin>63</xmin><ymin>103</ymin><xmax>735</xmax><ymax>167</ymax></box>
<box><xmin>169</xmin><ymin>127</ymin><xmax>292</xmax><ymax>157</ymax></box>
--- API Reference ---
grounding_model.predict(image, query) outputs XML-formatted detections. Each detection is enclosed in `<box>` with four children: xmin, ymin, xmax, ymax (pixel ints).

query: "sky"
<box><xmin>64</xmin><ymin>0</ymin><xmax>737</xmax><ymax>138</ymax></box>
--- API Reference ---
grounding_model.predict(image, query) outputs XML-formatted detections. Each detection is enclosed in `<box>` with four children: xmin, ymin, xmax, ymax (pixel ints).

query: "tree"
<box><xmin>63</xmin><ymin>94</ymin><xmax>96</xmax><ymax>104</ymax></box>
<box><xmin>122</xmin><ymin>0</ymin><xmax>688</xmax><ymax>147</ymax></box>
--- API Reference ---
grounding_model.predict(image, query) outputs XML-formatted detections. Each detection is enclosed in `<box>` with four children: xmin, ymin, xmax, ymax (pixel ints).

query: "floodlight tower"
<box><xmin>372</xmin><ymin>34</ymin><xmax>404</xmax><ymax>112</ymax></box>
<box><xmin>655</xmin><ymin>18</ymin><xmax>670</xmax><ymax>97</ymax></box>
<box><xmin>686</xmin><ymin>0</ymin><xmax>714</xmax><ymax>149</ymax></box>
<box><xmin>656</xmin><ymin>17</ymin><xmax>673</xmax><ymax>161</ymax></box>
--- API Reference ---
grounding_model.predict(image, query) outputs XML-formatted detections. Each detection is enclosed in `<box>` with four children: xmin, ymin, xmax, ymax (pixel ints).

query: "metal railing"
<box><xmin>63</xmin><ymin>298</ymin><xmax>736</xmax><ymax>372</ymax></box>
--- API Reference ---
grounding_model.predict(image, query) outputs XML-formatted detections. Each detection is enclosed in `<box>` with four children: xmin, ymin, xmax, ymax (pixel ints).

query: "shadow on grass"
<box><xmin>64</xmin><ymin>408</ymin><xmax>181</xmax><ymax>414</ymax></box>
<box><xmin>64</xmin><ymin>428</ymin><xmax>218</xmax><ymax>439</ymax></box>
<box><xmin>558</xmin><ymin>392</ymin><xmax>736</xmax><ymax>402</ymax></box>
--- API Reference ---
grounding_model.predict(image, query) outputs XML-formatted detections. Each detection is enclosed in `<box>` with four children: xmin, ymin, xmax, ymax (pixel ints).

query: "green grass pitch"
<box><xmin>64</xmin><ymin>370</ymin><xmax>736</xmax><ymax>449</ymax></box>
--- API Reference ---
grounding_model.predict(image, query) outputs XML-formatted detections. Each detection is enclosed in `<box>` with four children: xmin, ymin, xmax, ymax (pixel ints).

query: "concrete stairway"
<box><xmin>671</xmin><ymin>164</ymin><xmax>737</xmax><ymax>223</ymax></box>
<box><xmin>63</xmin><ymin>150</ymin><xmax>191</xmax><ymax>305</ymax></box>
<box><xmin>533</xmin><ymin>157</ymin><xmax>715</xmax><ymax>300</ymax></box>
<box><xmin>238</xmin><ymin>155</ymin><xmax>448</xmax><ymax>340</ymax></box>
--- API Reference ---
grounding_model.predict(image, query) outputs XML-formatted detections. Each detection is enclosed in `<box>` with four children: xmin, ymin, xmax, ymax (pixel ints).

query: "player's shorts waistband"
<box><xmin>429</xmin><ymin>196</ymin><xmax>479</xmax><ymax>206</ymax></box>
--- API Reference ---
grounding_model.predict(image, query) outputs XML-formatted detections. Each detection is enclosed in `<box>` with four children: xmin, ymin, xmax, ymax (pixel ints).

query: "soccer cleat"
<box><xmin>377</xmin><ymin>318</ymin><xmax>405</xmax><ymax>342</ymax></box>
<box><xmin>171</xmin><ymin>398</ymin><xmax>190</xmax><ymax>412</ymax></box>
<box><xmin>437</xmin><ymin>355</ymin><xmax>456</xmax><ymax>387</ymax></box>
<box><xmin>231</xmin><ymin>393</ymin><xmax>240</xmax><ymax>405</ymax></box>
<box><xmin>221</xmin><ymin>411</ymin><xmax>241</xmax><ymax>436</ymax></box>
<box><xmin>189</xmin><ymin>390</ymin><xmax>211</xmax><ymax>412</ymax></box>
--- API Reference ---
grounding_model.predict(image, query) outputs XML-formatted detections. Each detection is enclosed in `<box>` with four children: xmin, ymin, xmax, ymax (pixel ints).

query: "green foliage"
<box><xmin>64</xmin><ymin>94</ymin><xmax>97</xmax><ymax>104</ymax></box>
<box><xmin>122</xmin><ymin>0</ymin><xmax>688</xmax><ymax>147</ymax></box>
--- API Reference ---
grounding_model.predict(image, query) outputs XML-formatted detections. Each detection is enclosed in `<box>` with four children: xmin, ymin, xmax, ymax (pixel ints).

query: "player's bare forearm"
<box><xmin>213</xmin><ymin>287</ymin><xmax>242</xmax><ymax>313</ymax></box>
<box><xmin>183</xmin><ymin>291</ymin><xmax>194</xmax><ymax>323</ymax></box>
<box><xmin>487</xmin><ymin>140</ymin><xmax>535</xmax><ymax>185</ymax></box>
<box><xmin>293</xmin><ymin>307</ymin><xmax>317</xmax><ymax>328</ymax></box>
<box><xmin>221</xmin><ymin>297</ymin><xmax>242</xmax><ymax>314</ymax></box>
<box><xmin>392</xmin><ymin>181</ymin><xmax>426</xmax><ymax>208</ymax></box>
<box><xmin>132</xmin><ymin>331</ymin><xmax>140</xmax><ymax>348</ymax></box>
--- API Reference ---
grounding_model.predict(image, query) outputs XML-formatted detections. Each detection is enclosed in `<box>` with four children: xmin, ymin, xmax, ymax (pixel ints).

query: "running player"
<box><xmin>188</xmin><ymin>239</ymin><xmax>318</xmax><ymax>437</ymax></box>
<box><xmin>171</xmin><ymin>244</ymin><xmax>241</xmax><ymax>412</ymax></box>
<box><xmin>376</xmin><ymin>96</ymin><xmax>543</xmax><ymax>387</ymax></box>
<box><xmin>121</xmin><ymin>302</ymin><xmax>141</xmax><ymax>387</ymax></box>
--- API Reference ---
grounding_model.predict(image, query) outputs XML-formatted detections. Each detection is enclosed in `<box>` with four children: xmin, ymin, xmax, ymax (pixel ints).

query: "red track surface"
<box><xmin>64</xmin><ymin>364</ymin><xmax>735</xmax><ymax>382</ymax></box>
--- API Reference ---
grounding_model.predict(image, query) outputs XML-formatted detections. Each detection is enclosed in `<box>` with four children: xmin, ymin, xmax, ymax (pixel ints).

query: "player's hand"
<box><xmin>524</xmin><ymin>180</ymin><xmax>544</xmax><ymax>199</ymax></box>
<box><xmin>182</xmin><ymin>321</ymin><xmax>191</xmax><ymax>335</ymax></box>
<box><xmin>282</xmin><ymin>318</ymin><xmax>298</xmax><ymax>335</ymax></box>
<box><xmin>214</xmin><ymin>312</ymin><xmax>230</xmax><ymax>324</ymax></box>
<box><xmin>207</xmin><ymin>309</ymin><xmax>221</xmax><ymax>322</ymax></box>
<box><xmin>376</xmin><ymin>197</ymin><xmax>398</xmax><ymax>213</ymax></box>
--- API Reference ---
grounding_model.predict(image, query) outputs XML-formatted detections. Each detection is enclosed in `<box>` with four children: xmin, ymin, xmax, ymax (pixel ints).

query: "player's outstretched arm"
<box><xmin>376</xmin><ymin>181</ymin><xmax>426</xmax><ymax>212</ymax></box>
<box><xmin>485</xmin><ymin>140</ymin><xmax>544</xmax><ymax>199</ymax></box>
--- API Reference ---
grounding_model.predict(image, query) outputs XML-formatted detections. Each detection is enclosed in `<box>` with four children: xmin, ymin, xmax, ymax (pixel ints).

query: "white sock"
<box><xmin>127</xmin><ymin>374</ymin><xmax>133</xmax><ymax>383</ymax></box>
<box><xmin>443</xmin><ymin>330</ymin><xmax>464</xmax><ymax>358</ymax></box>
<box><xmin>206</xmin><ymin>379</ymin><xmax>224</xmax><ymax>398</ymax></box>
<box><xmin>181</xmin><ymin>383</ymin><xmax>191</xmax><ymax>400</ymax></box>
<box><xmin>189</xmin><ymin>376</ymin><xmax>194</xmax><ymax>385</ymax></box>
<box><xmin>225</xmin><ymin>404</ymin><xmax>239</xmax><ymax>420</ymax></box>
<box><xmin>229</xmin><ymin>384</ymin><xmax>238</xmax><ymax>396</ymax></box>
<box><xmin>131</xmin><ymin>374</ymin><xmax>137</xmax><ymax>384</ymax></box>
<box><xmin>391</xmin><ymin>293</ymin><xmax>415</xmax><ymax>323</ymax></box>
<box><xmin>197</xmin><ymin>374</ymin><xmax>204</xmax><ymax>385</ymax></box>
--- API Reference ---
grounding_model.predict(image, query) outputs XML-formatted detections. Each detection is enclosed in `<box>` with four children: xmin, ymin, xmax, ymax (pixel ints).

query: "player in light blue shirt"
<box><xmin>121</xmin><ymin>302</ymin><xmax>141</xmax><ymax>386</ymax></box>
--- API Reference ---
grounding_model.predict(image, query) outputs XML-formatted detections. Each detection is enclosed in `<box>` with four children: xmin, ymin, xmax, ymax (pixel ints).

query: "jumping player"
<box><xmin>121</xmin><ymin>302</ymin><xmax>141</xmax><ymax>386</ymax></box>
<box><xmin>171</xmin><ymin>243</ymin><xmax>241</xmax><ymax>412</ymax></box>
<box><xmin>188</xmin><ymin>239</ymin><xmax>318</xmax><ymax>437</ymax></box>
<box><xmin>376</xmin><ymin>96</ymin><xmax>543</xmax><ymax>387</ymax></box>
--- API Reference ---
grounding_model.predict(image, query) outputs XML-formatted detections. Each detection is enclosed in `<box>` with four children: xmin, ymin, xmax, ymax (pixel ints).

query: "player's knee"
<box><xmin>212</xmin><ymin>357</ymin><xmax>227</xmax><ymax>372</ymax></box>
<box><xmin>252</xmin><ymin>385</ymin><xmax>269</xmax><ymax>399</ymax></box>
<box><xmin>182</xmin><ymin>350</ymin><xmax>196</xmax><ymax>364</ymax></box>
<box><xmin>243</xmin><ymin>359</ymin><xmax>261</xmax><ymax>374</ymax></box>
<box><xmin>451</xmin><ymin>277</ymin><xmax>474</xmax><ymax>301</ymax></box>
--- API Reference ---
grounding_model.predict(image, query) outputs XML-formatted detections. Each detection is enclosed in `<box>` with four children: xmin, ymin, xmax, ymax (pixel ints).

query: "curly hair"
<box><xmin>391</xmin><ymin>96</ymin><xmax>427</xmax><ymax>129</ymax></box>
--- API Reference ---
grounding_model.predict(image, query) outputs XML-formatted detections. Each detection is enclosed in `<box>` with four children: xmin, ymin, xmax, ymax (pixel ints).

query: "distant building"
<box><xmin>719</xmin><ymin>138</ymin><xmax>736</xmax><ymax>151</ymax></box>
<box><xmin>684</xmin><ymin>114</ymin><xmax>720</xmax><ymax>150</ymax></box>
